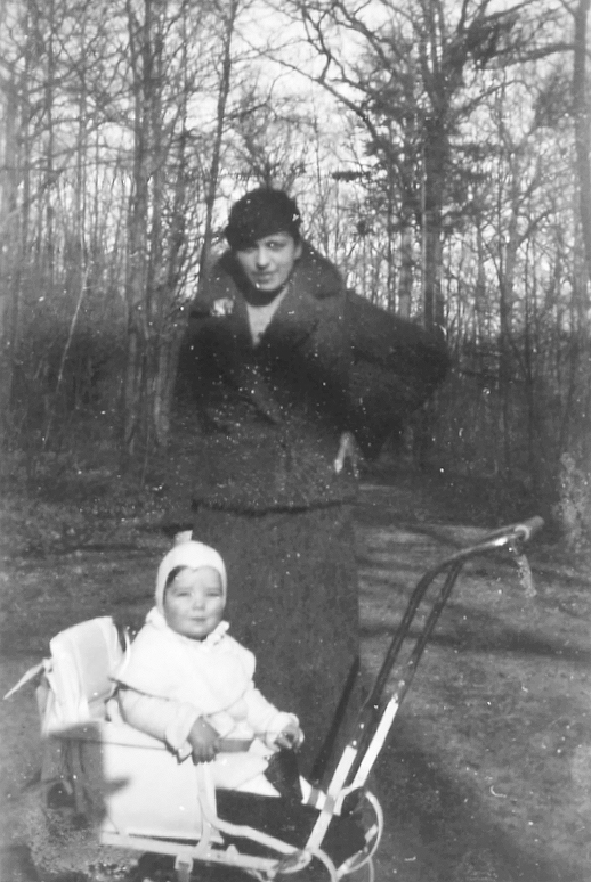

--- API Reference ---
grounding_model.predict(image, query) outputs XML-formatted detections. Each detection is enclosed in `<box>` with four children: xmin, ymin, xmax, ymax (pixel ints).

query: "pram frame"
<box><xmin>303</xmin><ymin>516</ymin><xmax>543</xmax><ymax>859</ymax></box>
<box><xmin>5</xmin><ymin>517</ymin><xmax>543</xmax><ymax>882</ymax></box>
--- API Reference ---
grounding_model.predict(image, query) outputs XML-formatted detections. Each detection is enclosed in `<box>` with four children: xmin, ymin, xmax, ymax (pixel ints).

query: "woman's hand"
<box><xmin>274</xmin><ymin>721</ymin><xmax>304</xmax><ymax>751</ymax></box>
<box><xmin>188</xmin><ymin>718</ymin><xmax>220</xmax><ymax>763</ymax></box>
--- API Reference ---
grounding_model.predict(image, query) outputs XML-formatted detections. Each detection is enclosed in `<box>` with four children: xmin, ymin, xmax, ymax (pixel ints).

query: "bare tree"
<box><xmin>573</xmin><ymin>0</ymin><xmax>591</xmax><ymax>284</ymax></box>
<box><xmin>198</xmin><ymin>0</ymin><xmax>240</xmax><ymax>285</ymax></box>
<box><xmin>279</xmin><ymin>0</ymin><xmax>570</xmax><ymax>329</ymax></box>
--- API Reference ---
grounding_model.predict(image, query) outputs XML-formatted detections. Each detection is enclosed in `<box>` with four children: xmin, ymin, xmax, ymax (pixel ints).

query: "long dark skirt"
<box><xmin>192</xmin><ymin>503</ymin><xmax>360</xmax><ymax>783</ymax></box>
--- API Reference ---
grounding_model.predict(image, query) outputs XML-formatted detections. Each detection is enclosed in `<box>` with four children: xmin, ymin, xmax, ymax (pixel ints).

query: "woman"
<box><xmin>171</xmin><ymin>188</ymin><xmax>364</xmax><ymax>783</ymax></box>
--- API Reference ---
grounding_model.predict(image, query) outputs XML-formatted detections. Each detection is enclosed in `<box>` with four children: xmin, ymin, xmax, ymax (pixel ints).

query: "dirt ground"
<box><xmin>0</xmin><ymin>459</ymin><xmax>589</xmax><ymax>881</ymax></box>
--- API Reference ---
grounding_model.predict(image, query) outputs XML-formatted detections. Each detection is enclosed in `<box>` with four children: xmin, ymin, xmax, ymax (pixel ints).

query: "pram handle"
<box><xmin>482</xmin><ymin>516</ymin><xmax>544</xmax><ymax>544</ymax></box>
<box><xmin>514</xmin><ymin>515</ymin><xmax>544</xmax><ymax>539</ymax></box>
<box><xmin>421</xmin><ymin>516</ymin><xmax>544</xmax><ymax>565</ymax></box>
<box><xmin>332</xmin><ymin>516</ymin><xmax>544</xmax><ymax>791</ymax></box>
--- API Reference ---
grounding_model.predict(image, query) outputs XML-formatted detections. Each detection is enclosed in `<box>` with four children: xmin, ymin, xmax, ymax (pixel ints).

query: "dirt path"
<box><xmin>0</xmin><ymin>474</ymin><xmax>590</xmax><ymax>881</ymax></box>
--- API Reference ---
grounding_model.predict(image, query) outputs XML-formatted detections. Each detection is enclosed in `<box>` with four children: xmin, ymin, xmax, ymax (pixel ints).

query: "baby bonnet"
<box><xmin>155</xmin><ymin>540</ymin><xmax>228</xmax><ymax>613</ymax></box>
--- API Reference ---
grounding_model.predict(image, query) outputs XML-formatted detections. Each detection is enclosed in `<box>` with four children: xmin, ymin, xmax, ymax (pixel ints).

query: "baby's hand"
<box><xmin>188</xmin><ymin>718</ymin><xmax>220</xmax><ymax>763</ymax></box>
<box><xmin>275</xmin><ymin>721</ymin><xmax>303</xmax><ymax>751</ymax></box>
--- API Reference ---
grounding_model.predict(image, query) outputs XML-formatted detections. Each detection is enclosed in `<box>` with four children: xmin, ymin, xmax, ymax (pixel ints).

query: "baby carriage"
<box><xmin>5</xmin><ymin>517</ymin><xmax>543</xmax><ymax>882</ymax></box>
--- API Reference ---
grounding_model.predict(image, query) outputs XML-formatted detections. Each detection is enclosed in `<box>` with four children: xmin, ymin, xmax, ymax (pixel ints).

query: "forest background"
<box><xmin>0</xmin><ymin>0</ymin><xmax>590</xmax><ymax>551</ymax></box>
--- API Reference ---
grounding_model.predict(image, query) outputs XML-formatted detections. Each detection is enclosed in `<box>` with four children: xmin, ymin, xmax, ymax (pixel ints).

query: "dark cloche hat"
<box><xmin>225</xmin><ymin>188</ymin><xmax>302</xmax><ymax>250</ymax></box>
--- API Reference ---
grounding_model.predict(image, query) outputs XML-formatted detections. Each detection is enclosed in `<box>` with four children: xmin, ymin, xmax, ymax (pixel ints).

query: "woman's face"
<box><xmin>235</xmin><ymin>232</ymin><xmax>302</xmax><ymax>293</ymax></box>
<box><xmin>163</xmin><ymin>566</ymin><xmax>224</xmax><ymax>640</ymax></box>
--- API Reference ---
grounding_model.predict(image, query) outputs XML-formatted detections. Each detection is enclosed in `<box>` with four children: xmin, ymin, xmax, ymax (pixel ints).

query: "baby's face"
<box><xmin>164</xmin><ymin>566</ymin><xmax>224</xmax><ymax>640</ymax></box>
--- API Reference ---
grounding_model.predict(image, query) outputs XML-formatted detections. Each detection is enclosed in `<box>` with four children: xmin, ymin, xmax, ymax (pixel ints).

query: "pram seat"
<box><xmin>56</xmin><ymin>720</ymin><xmax>209</xmax><ymax>842</ymax></box>
<box><xmin>32</xmin><ymin>616</ymin><xmax>207</xmax><ymax>840</ymax></box>
<box><xmin>33</xmin><ymin>617</ymin><xmax>272</xmax><ymax>839</ymax></box>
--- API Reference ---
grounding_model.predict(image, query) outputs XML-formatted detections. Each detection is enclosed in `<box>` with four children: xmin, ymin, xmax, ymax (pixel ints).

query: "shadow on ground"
<box><xmin>372</xmin><ymin>716</ymin><xmax>583</xmax><ymax>882</ymax></box>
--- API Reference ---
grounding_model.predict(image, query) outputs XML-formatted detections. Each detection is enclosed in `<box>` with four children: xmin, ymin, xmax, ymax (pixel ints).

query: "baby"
<box><xmin>116</xmin><ymin>539</ymin><xmax>303</xmax><ymax>795</ymax></box>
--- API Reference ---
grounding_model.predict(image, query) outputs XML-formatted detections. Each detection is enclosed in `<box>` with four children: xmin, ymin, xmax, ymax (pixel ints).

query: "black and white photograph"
<box><xmin>0</xmin><ymin>2</ymin><xmax>589</xmax><ymax>880</ymax></box>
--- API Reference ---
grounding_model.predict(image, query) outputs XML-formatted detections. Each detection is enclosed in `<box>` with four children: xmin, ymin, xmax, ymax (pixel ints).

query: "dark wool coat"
<box><xmin>176</xmin><ymin>244</ymin><xmax>360</xmax><ymax>511</ymax></box>
<box><xmin>172</xmin><ymin>244</ymin><xmax>362</xmax><ymax>781</ymax></box>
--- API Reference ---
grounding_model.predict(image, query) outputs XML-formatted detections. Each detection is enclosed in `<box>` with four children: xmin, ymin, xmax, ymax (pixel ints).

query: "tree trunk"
<box><xmin>498</xmin><ymin>170</ymin><xmax>519</xmax><ymax>477</ymax></box>
<box><xmin>0</xmin><ymin>63</ymin><xmax>19</xmax><ymax>424</ymax></box>
<box><xmin>198</xmin><ymin>0</ymin><xmax>238</xmax><ymax>286</ymax></box>
<box><xmin>146</xmin><ymin>4</ymin><xmax>165</xmax><ymax>449</ymax></box>
<box><xmin>45</xmin><ymin>0</ymin><xmax>55</xmax><ymax>297</ymax></box>
<box><xmin>154</xmin><ymin>15</ymin><xmax>190</xmax><ymax>446</ymax></box>
<box><xmin>8</xmin><ymin>5</ymin><xmax>32</xmax><ymax>410</ymax></box>
<box><xmin>123</xmin><ymin>0</ymin><xmax>151</xmax><ymax>454</ymax></box>
<box><xmin>573</xmin><ymin>0</ymin><xmax>591</xmax><ymax>285</ymax></box>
